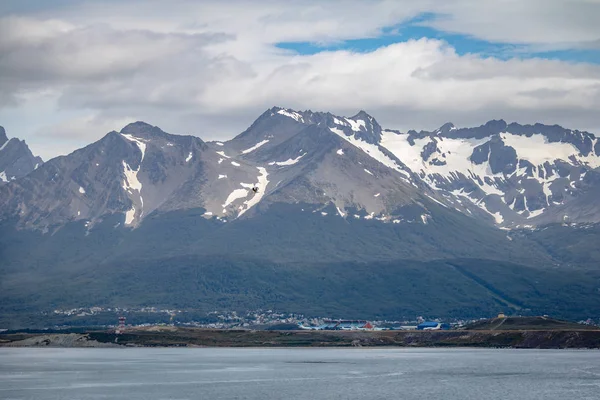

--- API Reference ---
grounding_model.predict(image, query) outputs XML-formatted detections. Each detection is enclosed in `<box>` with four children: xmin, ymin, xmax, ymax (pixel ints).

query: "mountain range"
<box><xmin>1</xmin><ymin>107</ymin><xmax>599</xmax><ymax>328</ymax></box>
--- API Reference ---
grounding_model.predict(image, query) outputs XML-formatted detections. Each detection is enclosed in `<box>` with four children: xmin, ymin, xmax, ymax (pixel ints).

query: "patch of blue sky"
<box><xmin>276</xmin><ymin>13</ymin><xmax>600</xmax><ymax>64</ymax></box>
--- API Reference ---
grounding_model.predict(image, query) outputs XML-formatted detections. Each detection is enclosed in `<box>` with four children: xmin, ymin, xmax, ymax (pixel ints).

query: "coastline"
<box><xmin>2</xmin><ymin>327</ymin><xmax>600</xmax><ymax>349</ymax></box>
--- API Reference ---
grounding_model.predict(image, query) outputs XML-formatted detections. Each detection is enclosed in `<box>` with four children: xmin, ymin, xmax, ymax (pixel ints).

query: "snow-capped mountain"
<box><xmin>213</xmin><ymin>107</ymin><xmax>600</xmax><ymax>229</ymax></box>
<box><xmin>378</xmin><ymin>120</ymin><xmax>600</xmax><ymax>228</ymax></box>
<box><xmin>209</xmin><ymin>107</ymin><xmax>446</xmax><ymax>225</ymax></box>
<box><xmin>2</xmin><ymin>108</ymin><xmax>599</xmax><ymax>231</ymax></box>
<box><xmin>0</xmin><ymin>122</ymin><xmax>267</xmax><ymax>230</ymax></box>
<box><xmin>0</xmin><ymin>126</ymin><xmax>43</xmax><ymax>184</ymax></box>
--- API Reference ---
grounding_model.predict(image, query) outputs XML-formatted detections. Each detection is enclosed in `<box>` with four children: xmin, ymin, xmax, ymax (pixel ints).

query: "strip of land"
<box><xmin>2</xmin><ymin>327</ymin><xmax>600</xmax><ymax>349</ymax></box>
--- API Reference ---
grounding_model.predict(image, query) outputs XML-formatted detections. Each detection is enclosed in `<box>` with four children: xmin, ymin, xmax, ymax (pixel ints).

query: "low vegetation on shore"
<box><xmin>2</xmin><ymin>329</ymin><xmax>600</xmax><ymax>350</ymax></box>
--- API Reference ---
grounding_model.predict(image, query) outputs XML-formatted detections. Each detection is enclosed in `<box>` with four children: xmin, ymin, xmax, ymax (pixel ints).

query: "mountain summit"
<box><xmin>0</xmin><ymin>126</ymin><xmax>43</xmax><ymax>184</ymax></box>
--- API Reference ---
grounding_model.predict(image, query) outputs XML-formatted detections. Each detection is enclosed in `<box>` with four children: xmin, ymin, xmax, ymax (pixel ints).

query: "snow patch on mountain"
<box><xmin>333</xmin><ymin>117</ymin><xmax>346</xmax><ymax>126</ymax></box>
<box><xmin>491</xmin><ymin>211</ymin><xmax>503</xmax><ymax>224</ymax></box>
<box><xmin>336</xmin><ymin>149</ymin><xmax>344</xmax><ymax>155</ymax></box>
<box><xmin>122</xmin><ymin>161</ymin><xmax>142</xmax><ymax>193</ymax></box>
<box><xmin>527</xmin><ymin>208</ymin><xmax>545</xmax><ymax>219</ymax></box>
<box><xmin>268</xmin><ymin>152</ymin><xmax>307</xmax><ymax>166</ymax></box>
<box><xmin>122</xmin><ymin>160</ymin><xmax>143</xmax><ymax>225</ymax></box>
<box><xmin>218</xmin><ymin>174</ymin><xmax>227</xmax><ymax>179</ymax></box>
<box><xmin>277</xmin><ymin>109</ymin><xmax>304</xmax><ymax>122</ymax></box>
<box><xmin>118</xmin><ymin>134</ymin><xmax>146</xmax><ymax>224</ymax></box>
<box><xmin>125</xmin><ymin>206</ymin><xmax>136</xmax><ymax>225</ymax></box>
<box><xmin>186</xmin><ymin>152</ymin><xmax>193</xmax><ymax>162</ymax></box>
<box><xmin>381</xmin><ymin>131</ymin><xmax>503</xmax><ymax>196</ymax></box>
<box><xmin>330</xmin><ymin>127</ymin><xmax>410</xmax><ymax>179</ymax></box>
<box><xmin>0</xmin><ymin>171</ymin><xmax>7</xmax><ymax>182</ymax></box>
<box><xmin>241</xmin><ymin>139</ymin><xmax>270</xmax><ymax>154</ymax></box>
<box><xmin>79</xmin><ymin>187</ymin><xmax>85</xmax><ymax>194</ymax></box>
<box><xmin>346</xmin><ymin>118</ymin><xmax>366</xmax><ymax>132</ymax></box>
<box><xmin>500</xmin><ymin>133</ymin><xmax>600</xmax><ymax>168</ymax></box>
<box><xmin>425</xmin><ymin>194</ymin><xmax>448</xmax><ymax>208</ymax></box>
<box><xmin>121</xmin><ymin>134</ymin><xmax>147</xmax><ymax>162</ymax></box>
<box><xmin>216</xmin><ymin>151</ymin><xmax>230</xmax><ymax>159</ymax></box>
<box><xmin>223</xmin><ymin>188</ymin><xmax>249</xmax><ymax>208</ymax></box>
<box><xmin>238</xmin><ymin>167</ymin><xmax>269</xmax><ymax>217</ymax></box>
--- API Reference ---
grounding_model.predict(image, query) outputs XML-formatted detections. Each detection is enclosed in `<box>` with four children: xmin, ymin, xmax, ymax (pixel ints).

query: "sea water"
<box><xmin>0</xmin><ymin>347</ymin><xmax>599</xmax><ymax>399</ymax></box>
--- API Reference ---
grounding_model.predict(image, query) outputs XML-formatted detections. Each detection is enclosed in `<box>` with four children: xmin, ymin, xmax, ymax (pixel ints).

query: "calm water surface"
<box><xmin>1</xmin><ymin>347</ymin><xmax>599</xmax><ymax>399</ymax></box>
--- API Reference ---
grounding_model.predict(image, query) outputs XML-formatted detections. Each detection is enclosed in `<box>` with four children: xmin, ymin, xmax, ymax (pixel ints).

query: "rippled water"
<box><xmin>1</xmin><ymin>347</ymin><xmax>599</xmax><ymax>399</ymax></box>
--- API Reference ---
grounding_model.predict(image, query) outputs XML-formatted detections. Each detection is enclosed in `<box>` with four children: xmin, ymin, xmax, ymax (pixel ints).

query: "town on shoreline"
<box><xmin>2</xmin><ymin>314</ymin><xmax>600</xmax><ymax>350</ymax></box>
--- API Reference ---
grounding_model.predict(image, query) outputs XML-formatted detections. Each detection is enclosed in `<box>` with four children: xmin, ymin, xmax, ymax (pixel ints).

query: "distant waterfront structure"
<box><xmin>298</xmin><ymin>320</ymin><xmax>374</xmax><ymax>330</ymax></box>
<box><xmin>116</xmin><ymin>316</ymin><xmax>126</xmax><ymax>334</ymax></box>
<box><xmin>498</xmin><ymin>313</ymin><xmax>506</xmax><ymax>318</ymax></box>
<box><xmin>416</xmin><ymin>321</ymin><xmax>450</xmax><ymax>330</ymax></box>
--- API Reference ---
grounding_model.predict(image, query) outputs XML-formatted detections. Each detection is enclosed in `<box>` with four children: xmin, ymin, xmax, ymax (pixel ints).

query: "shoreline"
<box><xmin>2</xmin><ymin>327</ymin><xmax>600</xmax><ymax>349</ymax></box>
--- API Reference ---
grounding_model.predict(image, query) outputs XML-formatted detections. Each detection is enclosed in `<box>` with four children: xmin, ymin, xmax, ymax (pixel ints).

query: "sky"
<box><xmin>1</xmin><ymin>0</ymin><xmax>600</xmax><ymax>160</ymax></box>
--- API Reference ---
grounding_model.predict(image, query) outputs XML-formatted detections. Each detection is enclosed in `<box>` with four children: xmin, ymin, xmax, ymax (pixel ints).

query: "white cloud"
<box><xmin>33</xmin><ymin>0</ymin><xmax>600</xmax><ymax>48</ymax></box>
<box><xmin>28</xmin><ymin>113</ymin><xmax>135</xmax><ymax>161</ymax></box>
<box><xmin>0</xmin><ymin>0</ymin><xmax>600</xmax><ymax>159</ymax></box>
<box><xmin>427</xmin><ymin>0</ymin><xmax>600</xmax><ymax>48</ymax></box>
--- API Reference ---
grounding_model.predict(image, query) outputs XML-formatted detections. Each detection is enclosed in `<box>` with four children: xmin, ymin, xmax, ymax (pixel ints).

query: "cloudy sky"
<box><xmin>1</xmin><ymin>0</ymin><xmax>600</xmax><ymax>160</ymax></box>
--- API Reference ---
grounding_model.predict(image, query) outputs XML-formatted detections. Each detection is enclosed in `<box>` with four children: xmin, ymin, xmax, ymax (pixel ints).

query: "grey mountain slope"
<box><xmin>0</xmin><ymin>123</ymin><xmax>215</xmax><ymax>229</ymax></box>
<box><xmin>216</xmin><ymin>107</ymin><xmax>309</xmax><ymax>154</ymax></box>
<box><xmin>255</xmin><ymin>125</ymin><xmax>417</xmax><ymax>218</ymax></box>
<box><xmin>218</xmin><ymin>116</ymin><xmax>471</xmax><ymax>225</ymax></box>
<box><xmin>0</xmin><ymin>126</ymin><xmax>43</xmax><ymax>184</ymax></box>
<box><xmin>4</xmin><ymin>198</ymin><xmax>595</xmax><ymax>328</ymax></box>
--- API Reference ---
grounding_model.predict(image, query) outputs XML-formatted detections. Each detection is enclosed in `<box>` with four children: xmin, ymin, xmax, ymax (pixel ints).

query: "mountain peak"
<box><xmin>0</xmin><ymin>128</ymin><xmax>43</xmax><ymax>184</ymax></box>
<box><xmin>0</xmin><ymin>126</ymin><xmax>7</xmax><ymax>148</ymax></box>
<box><xmin>437</xmin><ymin>122</ymin><xmax>456</xmax><ymax>133</ymax></box>
<box><xmin>119</xmin><ymin>121</ymin><xmax>176</xmax><ymax>142</ymax></box>
<box><xmin>343</xmin><ymin>110</ymin><xmax>382</xmax><ymax>144</ymax></box>
<box><xmin>484</xmin><ymin>119</ymin><xmax>508</xmax><ymax>132</ymax></box>
<box><xmin>120</xmin><ymin>121</ymin><xmax>156</xmax><ymax>135</ymax></box>
<box><xmin>350</xmin><ymin>110</ymin><xmax>376</xmax><ymax>122</ymax></box>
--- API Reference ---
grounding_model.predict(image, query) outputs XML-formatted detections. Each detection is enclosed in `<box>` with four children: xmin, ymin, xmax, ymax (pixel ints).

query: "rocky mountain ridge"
<box><xmin>1</xmin><ymin>108</ymin><xmax>599</xmax><ymax>231</ymax></box>
<box><xmin>0</xmin><ymin>126</ymin><xmax>43</xmax><ymax>184</ymax></box>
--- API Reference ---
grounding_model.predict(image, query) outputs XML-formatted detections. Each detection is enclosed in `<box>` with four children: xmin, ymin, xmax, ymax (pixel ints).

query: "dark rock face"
<box><xmin>0</xmin><ymin>126</ymin><xmax>7</xmax><ymax>146</ymax></box>
<box><xmin>421</xmin><ymin>139</ymin><xmax>439</xmax><ymax>162</ymax></box>
<box><xmin>347</xmin><ymin>110</ymin><xmax>383</xmax><ymax>144</ymax></box>
<box><xmin>470</xmin><ymin>142</ymin><xmax>490</xmax><ymax>165</ymax></box>
<box><xmin>488</xmin><ymin>136</ymin><xmax>518</xmax><ymax>175</ymax></box>
<box><xmin>0</xmin><ymin>126</ymin><xmax>43</xmax><ymax>184</ymax></box>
